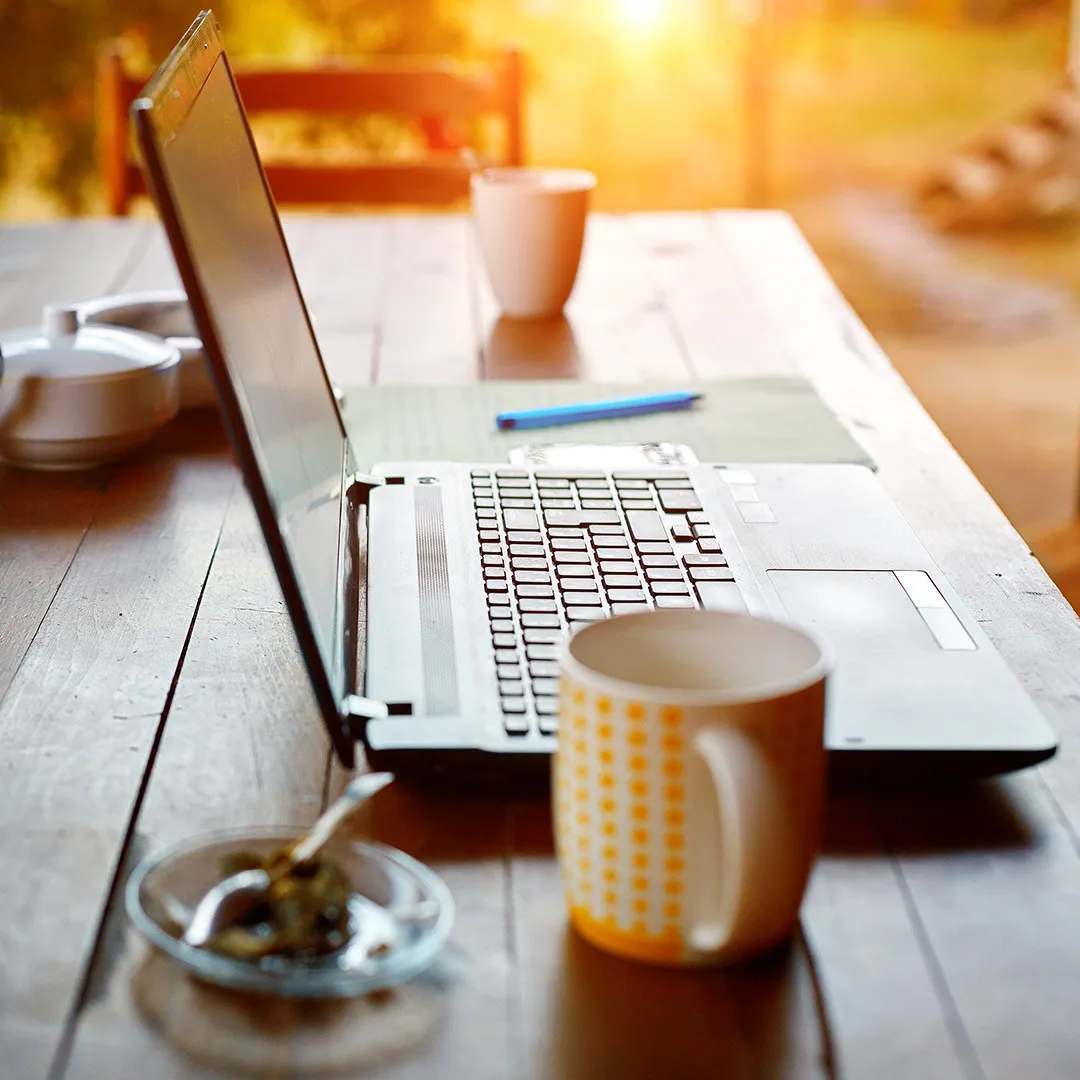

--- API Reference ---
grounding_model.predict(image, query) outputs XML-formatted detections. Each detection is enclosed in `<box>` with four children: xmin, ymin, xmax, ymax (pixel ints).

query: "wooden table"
<box><xmin>3</xmin><ymin>211</ymin><xmax>1080</xmax><ymax>1079</ymax></box>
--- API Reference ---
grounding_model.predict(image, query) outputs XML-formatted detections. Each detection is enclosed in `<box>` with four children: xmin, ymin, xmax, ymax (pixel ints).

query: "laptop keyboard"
<box><xmin>470</xmin><ymin>468</ymin><xmax>736</xmax><ymax>738</ymax></box>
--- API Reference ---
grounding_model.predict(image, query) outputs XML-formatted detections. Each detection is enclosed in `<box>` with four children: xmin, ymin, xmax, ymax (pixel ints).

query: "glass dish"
<box><xmin>126</xmin><ymin>827</ymin><xmax>454</xmax><ymax>998</ymax></box>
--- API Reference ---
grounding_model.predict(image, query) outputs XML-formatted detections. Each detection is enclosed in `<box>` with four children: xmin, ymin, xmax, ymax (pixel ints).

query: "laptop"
<box><xmin>133</xmin><ymin>12</ymin><xmax>1057</xmax><ymax>782</ymax></box>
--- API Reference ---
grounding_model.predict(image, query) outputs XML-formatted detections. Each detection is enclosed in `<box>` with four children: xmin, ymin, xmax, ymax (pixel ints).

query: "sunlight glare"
<box><xmin>617</xmin><ymin>0</ymin><xmax>666</xmax><ymax>30</ymax></box>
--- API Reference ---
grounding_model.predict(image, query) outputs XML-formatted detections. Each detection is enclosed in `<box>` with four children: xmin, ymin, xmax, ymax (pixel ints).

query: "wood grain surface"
<box><xmin>1</xmin><ymin>212</ymin><xmax>1078</xmax><ymax>1079</ymax></box>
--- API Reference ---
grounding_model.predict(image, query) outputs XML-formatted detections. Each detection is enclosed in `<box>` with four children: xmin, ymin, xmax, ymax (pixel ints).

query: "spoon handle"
<box><xmin>275</xmin><ymin>771</ymin><xmax>394</xmax><ymax>877</ymax></box>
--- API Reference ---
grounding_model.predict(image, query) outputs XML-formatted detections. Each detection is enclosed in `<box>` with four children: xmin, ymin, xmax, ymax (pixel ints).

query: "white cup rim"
<box><xmin>561</xmin><ymin>610</ymin><xmax>832</xmax><ymax>708</ymax></box>
<box><xmin>471</xmin><ymin>167</ymin><xmax>596</xmax><ymax>193</ymax></box>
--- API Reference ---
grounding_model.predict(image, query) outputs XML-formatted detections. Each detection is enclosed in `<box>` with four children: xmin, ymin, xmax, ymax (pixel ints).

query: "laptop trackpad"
<box><xmin>767</xmin><ymin>570</ymin><xmax>974</xmax><ymax>652</ymax></box>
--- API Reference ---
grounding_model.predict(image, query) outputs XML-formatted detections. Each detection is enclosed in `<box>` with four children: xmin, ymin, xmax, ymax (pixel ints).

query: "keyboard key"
<box><xmin>604</xmin><ymin>575</ymin><xmax>641</xmax><ymax>589</ymax></box>
<box><xmin>642</xmin><ymin>554</ymin><xmax>678</xmax><ymax>568</ymax></box>
<box><xmin>536</xmin><ymin>697</ymin><xmax>559</xmax><ymax>716</ymax></box>
<box><xmin>693</xmin><ymin>524</ymin><xmax>716</xmax><ymax>539</ymax></box>
<box><xmin>563</xmin><ymin>590</ymin><xmax>601</xmax><ymax>604</ymax></box>
<box><xmin>554</xmin><ymin>550</ymin><xmax>590</xmax><ymax>564</ymax></box>
<box><xmin>501</xmin><ymin>498</ymin><xmax>535</xmax><ymax>509</ymax></box>
<box><xmin>471</xmin><ymin>468</ymin><xmax>490</xmax><ymax>478</ymax></box>
<box><xmin>507</xmin><ymin>530</ymin><xmax>541</xmax><ymax>544</ymax></box>
<box><xmin>503</xmin><ymin>509</ymin><xmax>539</xmax><ymax>531</ymax></box>
<box><xmin>475</xmin><ymin>498</ymin><xmax>495</xmax><ymax>509</ymax></box>
<box><xmin>487</xmin><ymin>593</ymin><xmax>510</xmax><ymax>607</ymax></box>
<box><xmin>494</xmin><ymin>648</ymin><xmax>518</xmax><ymax>664</ymax></box>
<box><xmin>560</xmin><ymin>579</ymin><xmax>600</xmax><ymax>593</ymax></box>
<box><xmin>575</xmin><ymin>478</ymin><xmax>610</xmax><ymax>489</ymax></box>
<box><xmin>497</xmin><ymin>476</ymin><xmax>531</xmax><ymax>488</ymax></box>
<box><xmin>482</xmin><ymin>554</ymin><xmax>504</xmax><ymax>567</ymax></box>
<box><xmin>598</xmin><ymin>559</ymin><xmax>634</xmax><ymax>575</ymax></box>
<box><xmin>522</xmin><ymin>613</ymin><xmax>561</xmax><ymax>628</ymax></box>
<box><xmin>637</xmin><ymin>542</ymin><xmax>672</xmax><ymax>555</ymax></box>
<box><xmin>655</xmin><ymin>478</ymin><xmax>693</xmax><ymax>489</ymax></box>
<box><xmin>611</xmin><ymin>602</ymin><xmax>650</xmax><ymax>614</ymax></box>
<box><xmin>568</xmin><ymin>622</ymin><xmax>595</xmax><ymax>633</ymax></box>
<box><xmin>485</xmin><ymin>580</ymin><xmax>508</xmax><ymax>593</ymax></box>
<box><xmin>650</xmin><ymin>581</ymin><xmax>690</xmax><ymax>596</ymax></box>
<box><xmin>532</xmin><ymin>677</ymin><xmax>560</xmax><ymax>695</ymax></box>
<box><xmin>496</xmin><ymin>664</ymin><xmax>520</xmax><ymax>680</ymax></box>
<box><xmin>551</xmin><ymin>536</ymin><xmax>587</xmax><ymax>551</ymax></box>
<box><xmin>483</xmin><ymin>567</ymin><xmax>506</xmax><ymax>579</ymax></box>
<box><xmin>535</xmin><ymin>469</ymin><xmax>605</xmax><ymax>480</ymax></box>
<box><xmin>502</xmin><ymin>697</ymin><xmax>527</xmax><ymax>715</ymax></box>
<box><xmin>496</xmin><ymin>468</ymin><xmax>528</xmax><ymax>478</ymax></box>
<box><xmin>513</xmin><ymin>570</ymin><xmax>551</xmax><ymax>584</ymax></box>
<box><xmin>478</xmin><ymin>529</ymin><xmax>500</xmax><ymax>542</ymax></box>
<box><xmin>614</xmin><ymin>478</ymin><xmax>649</xmax><ymax>489</ymax></box>
<box><xmin>490</xmin><ymin>617</ymin><xmax>514</xmax><ymax>633</ymax></box>
<box><xmin>520</xmin><ymin>598</ymin><xmax>558</xmax><ymax>613</ymax></box>
<box><xmin>493</xmin><ymin>634</ymin><xmax>517</xmax><ymax>649</ymax></box>
<box><xmin>580</xmin><ymin>499</ymin><xmax>616</xmax><ymax>510</ymax></box>
<box><xmin>538</xmin><ymin>715</ymin><xmax>558</xmax><ymax>735</ymax></box>
<box><xmin>670</xmin><ymin>520</ymin><xmax>695</xmax><ymax>543</ymax></box>
<box><xmin>524</xmin><ymin>628</ymin><xmax>561</xmax><ymax>644</ymax></box>
<box><xmin>590</xmin><ymin>523</ymin><xmax>625</xmax><ymax>535</ymax></box>
<box><xmin>516</xmin><ymin>583</ymin><xmax>555</xmax><ymax>598</ymax></box>
<box><xmin>536</xmin><ymin>477</ymin><xmax>571</xmax><ymax>488</ymax></box>
<box><xmin>526</xmin><ymin>644</ymin><xmax>558</xmax><ymax>660</ymax></box>
<box><xmin>695</xmin><ymin>581</ymin><xmax>745</xmax><ymax>611</ymax></box>
<box><xmin>689</xmin><ymin>566</ymin><xmax>736</xmax><ymax>582</ymax></box>
<box><xmin>549</xmin><ymin>525</ymin><xmax>583</xmax><ymax>537</ymax></box>
<box><xmin>645</xmin><ymin>566</ymin><xmax>684</xmax><ymax>581</ymax></box>
<box><xmin>476</xmin><ymin>508</ymin><xmax>496</xmax><ymax>520</ymax></box>
<box><xmin>620</xmin><ymin>499</ymin><xmax>656</xmax><ymax>510</ymax></box>
<box><xmin>511</xmin><ymin>557</ymin><xmax>548</xmax><ymax>571</ymax></box>
<box><xmin>545</xmin><ymin>510</ymin><xmax>620</xmax><ymax>527</ymax></box>
<box><xmin>697</xmin><ymin>538</ymin><xmax>723</xmax><ymax>554</ymax></box>
<box><xmin>504</xmin><ymin>713</ymin><xmax>529</xmax><ymax>734</ymax></box>
<box><xmin>557</xmin><ymin>564</ymin><xmax>595</xmax><ymax>578</ymax></box>
<box><xmin>627</xmin><ymin>511</ymin><xmax>667</xmax><ymax>543</ymax></box>
<box><xmin>566</xmin><ymin>606</ymin><xmax>604</xmax><ymax>622</ymax></box>
<box><xmin>510</xmin><ymin>544</ymin><xmax>546</xmax><ymax>558</ymax></box>
<box><xmin>529</xmin><ymin>660</ymin><xmax>560</xmax><ymax>677</ymax></box>
<box><xmin>593</xmin><ymin>535</ymin><xmax>631</xmax><ymax>549</ymax></box>
<box><xmin>684</xmin><ymin>553</ymin><xmax>728</xmax><ymax>566</ymax></box>
<box><xmin>656</xmin><ymin>596</ymin><xmax>696</xmax><ymax>608</ymax></box>
<box><xmin>540</xmin><ymin>499</ymin><xmax>575</xmax><ymax>509</ymax></box>
<box><xmin>688</xmin><ymin>511</ymin><xmax>708</xmax><ymax>524</ymax></box>
<box><xmin>612</xmin><ymin>470</ymin><xmax>688</xmax><ymax>480</ymax></box>
<box><xmin>607</xmin><ymin>588</ymin><xmax>647</xmax><ymax>602</ymax></box>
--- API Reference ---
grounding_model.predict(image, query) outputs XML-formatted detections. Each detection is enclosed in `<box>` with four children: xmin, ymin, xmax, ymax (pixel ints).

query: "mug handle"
<box><xmin>687</xmin><ymin>726</ymin><xmax>800</xmax><ymax>956</ymax></box>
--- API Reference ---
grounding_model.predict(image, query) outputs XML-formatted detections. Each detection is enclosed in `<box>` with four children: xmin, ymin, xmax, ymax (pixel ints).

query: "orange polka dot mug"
<box><xmin>555</xmin><ymin>610</ymin><xmax>830</xmax><ymax>967</ymax></box>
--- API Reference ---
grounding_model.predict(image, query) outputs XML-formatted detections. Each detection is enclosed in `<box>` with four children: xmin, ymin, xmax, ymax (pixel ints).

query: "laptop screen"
<box><xmin>148</xmin><ymin>50</ymin><xmax>347</xmax><ymax>692</ymax></box>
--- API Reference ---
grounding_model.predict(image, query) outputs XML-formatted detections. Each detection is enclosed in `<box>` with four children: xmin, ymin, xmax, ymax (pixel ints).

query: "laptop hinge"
<box><xmin>346</xmin><ymin>473</ymin><xmax>384</xmax><ymax>505</ymax></box>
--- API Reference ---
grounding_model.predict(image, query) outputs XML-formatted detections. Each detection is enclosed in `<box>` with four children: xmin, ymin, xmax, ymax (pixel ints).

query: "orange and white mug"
<box><xmin>555</xmin><ymin>610</ymin><xmax>830</xmax><ymax>966</ymax></box>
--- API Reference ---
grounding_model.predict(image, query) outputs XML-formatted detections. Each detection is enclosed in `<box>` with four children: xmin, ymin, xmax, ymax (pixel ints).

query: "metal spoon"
<box><xmin>183</xmin><ymin>772</ymin><xmax>394</xmax><ymax>948</ymax></box>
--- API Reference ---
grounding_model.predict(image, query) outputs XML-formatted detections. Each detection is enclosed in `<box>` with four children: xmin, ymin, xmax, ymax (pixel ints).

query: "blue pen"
<box><xmin>496</xmin><ymin>390</ymin><xmax>701</xmax><ymax>431</ymax></box>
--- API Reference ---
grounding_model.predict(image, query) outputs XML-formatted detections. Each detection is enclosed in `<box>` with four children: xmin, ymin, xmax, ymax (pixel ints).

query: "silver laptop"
<box><xmin>133</xmin><ymin>12</ymin><xmax>1056</xmax><ymax>782</ymax></box>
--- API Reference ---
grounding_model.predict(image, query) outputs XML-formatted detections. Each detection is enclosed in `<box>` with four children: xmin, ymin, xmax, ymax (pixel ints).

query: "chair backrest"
<box><xmin>98</xmin><ymin>46</ymin><xmax>524</xmax><ymax>215</ymax></box>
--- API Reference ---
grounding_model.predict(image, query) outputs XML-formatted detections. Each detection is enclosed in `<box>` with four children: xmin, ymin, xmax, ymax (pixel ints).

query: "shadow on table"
<box><xmin>483</xmin><ymin>314</ymin><xmax>581</xmax><ymax>379</ymax></box>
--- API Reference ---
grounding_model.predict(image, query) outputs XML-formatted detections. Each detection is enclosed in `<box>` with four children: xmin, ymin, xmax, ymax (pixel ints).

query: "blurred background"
<box><xmin>4</xmin><ymin>0</ymin><xmax>1080</xmax><ymax>604</ymax></box>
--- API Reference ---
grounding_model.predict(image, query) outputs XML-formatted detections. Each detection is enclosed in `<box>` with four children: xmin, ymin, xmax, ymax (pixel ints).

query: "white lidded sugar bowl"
<box><xmin>0</xmin><ymin>304</ymin><xmax>180</xmax><ymax>470</ymax></box>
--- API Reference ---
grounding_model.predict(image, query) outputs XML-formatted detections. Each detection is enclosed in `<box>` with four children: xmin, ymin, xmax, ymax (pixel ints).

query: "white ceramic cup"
<box><xmin>555</xmin><ymin>610</ymin><xmax>830</xmax><ymax>967</ymax></box>
<box><xmin>471</xmin><ymin>167</ymin><xmax>595</xmax><ymax>319</ymax></box>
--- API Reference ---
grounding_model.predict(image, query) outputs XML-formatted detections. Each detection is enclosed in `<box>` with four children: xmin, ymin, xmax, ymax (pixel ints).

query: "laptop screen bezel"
<box><xmin>131</xmin><ymin>10</ymin><xmax>357</xmax><ymax>766</ymax></box>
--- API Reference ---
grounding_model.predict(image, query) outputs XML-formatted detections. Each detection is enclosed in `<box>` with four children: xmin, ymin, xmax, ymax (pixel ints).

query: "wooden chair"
<box><xmin>97</xmin><ymin>46</ymin><xmax>524</xmax><ymax>215</ymax></box>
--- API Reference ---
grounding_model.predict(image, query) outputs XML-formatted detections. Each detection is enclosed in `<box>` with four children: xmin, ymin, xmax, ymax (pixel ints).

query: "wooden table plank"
<box><xmin>0</xmin><ymin>417</ymin><xmax>235</xmax><ymax>1077</ymax></box>
<box><xmin>709</xmin><ymin>211</ymin><xmax>1080</xmax><ymax>1078</ymax></box>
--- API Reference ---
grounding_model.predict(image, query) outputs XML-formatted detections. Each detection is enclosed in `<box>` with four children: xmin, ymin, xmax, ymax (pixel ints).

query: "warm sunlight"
<box><xmin>616</xmin><ymin>0</ymin><xmax>667</xmax><ymax>30</ymax></box>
